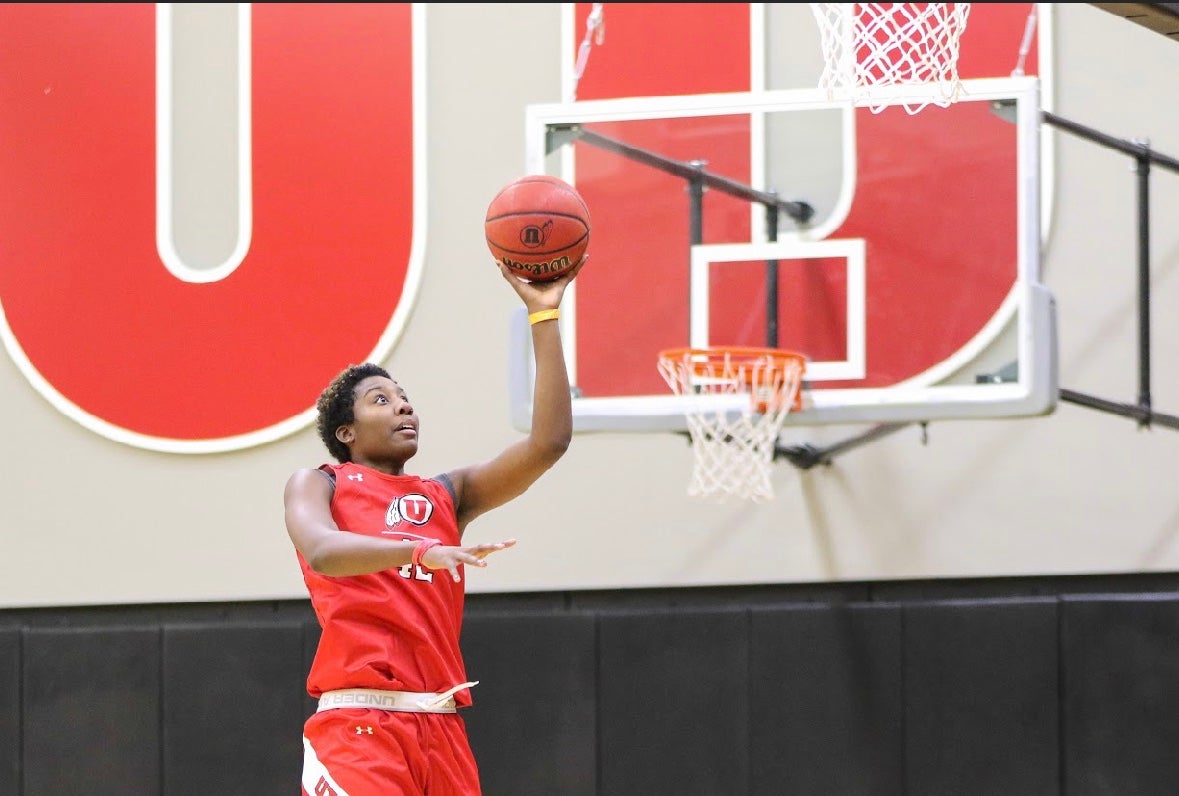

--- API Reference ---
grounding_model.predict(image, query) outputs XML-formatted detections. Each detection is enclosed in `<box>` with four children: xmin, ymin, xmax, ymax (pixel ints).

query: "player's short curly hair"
<box><xmin>316</xmin><ymin>363</ymin><xmax>392</xmax><ymax>463</ymax></box>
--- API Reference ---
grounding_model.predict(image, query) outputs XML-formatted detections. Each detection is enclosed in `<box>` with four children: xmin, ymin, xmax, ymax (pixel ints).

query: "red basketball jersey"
<box><xmin>300</xmin><ymin>462</ymin><xmax>473</xmax><ymax>706</ymax></box>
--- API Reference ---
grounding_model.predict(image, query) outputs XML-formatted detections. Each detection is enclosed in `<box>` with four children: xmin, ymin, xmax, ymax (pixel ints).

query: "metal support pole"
<box><xmin>765</xmin><ymin>199</ymin><xmax>780</xmax><ymax>348</ymax></box>
<box><xmin>1135</xmin><ymin>146</ymin><xmax>1152</xmax><ymax>426</ymax></box>
<box><xmin>687</xmin><ymin>161</ymin><xmax>706</xmax><ymax>343</ymax></box>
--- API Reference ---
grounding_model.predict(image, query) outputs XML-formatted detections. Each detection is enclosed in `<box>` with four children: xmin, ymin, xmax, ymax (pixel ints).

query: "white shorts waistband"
<box><xmin>317</xmin><ymin>682</ymin><xmax>478</xmax><ymax>714</ymax></box>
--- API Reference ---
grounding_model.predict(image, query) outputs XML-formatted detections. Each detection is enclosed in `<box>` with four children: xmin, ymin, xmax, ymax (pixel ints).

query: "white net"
<box><xmin>810</xmin><ymin>3</ymin><xmax>972</xmax><ymax>114</ymax></box>
<box><xmin>658</xmin><ymin>348</ymin><xmax>806</xmax><ymax>503</ymax></box>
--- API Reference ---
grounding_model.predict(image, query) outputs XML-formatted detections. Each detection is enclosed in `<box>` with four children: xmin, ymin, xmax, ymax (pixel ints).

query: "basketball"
<box><xmin>484</xmin><ymin>175</ymin><xmax>591</xmax><ymax>282</ymax></box>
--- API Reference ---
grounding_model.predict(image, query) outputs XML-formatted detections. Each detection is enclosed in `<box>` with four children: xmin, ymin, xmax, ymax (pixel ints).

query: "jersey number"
<box><xmin>398</xmin><ymin>564</ymin><xmax>433</xmax><ymax>583</ymax></box>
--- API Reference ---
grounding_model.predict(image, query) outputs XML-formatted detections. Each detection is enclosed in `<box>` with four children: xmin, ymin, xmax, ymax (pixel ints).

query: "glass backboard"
<box><xmin>510</xmin><ymin>77</ymin><xmax>1056</xmax><ymax>433</ymax></box>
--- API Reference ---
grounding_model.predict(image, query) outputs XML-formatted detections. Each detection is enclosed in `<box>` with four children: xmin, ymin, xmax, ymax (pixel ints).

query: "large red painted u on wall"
<box><xmin>0</xmin><ymin>3</ymin><xmax>423</xmax><ymax>452</ymax></box>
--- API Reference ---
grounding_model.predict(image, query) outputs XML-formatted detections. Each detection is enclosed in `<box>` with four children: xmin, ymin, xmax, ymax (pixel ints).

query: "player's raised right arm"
<box><xmin>448</xmin><ymin>258</ymin><xmax>586</xmax><ymax>531</ymax></box>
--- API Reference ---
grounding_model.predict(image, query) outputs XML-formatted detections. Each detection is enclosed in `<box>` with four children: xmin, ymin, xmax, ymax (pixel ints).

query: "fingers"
<box><xmin>493</xmin><ymin>256</ymin><xmax>587</xmax><ymax>293</ymax></box>
<box><xmin>426</xmin><ymin>537</ymin><xmax>514</xmax><ymax>575</ymax></box>
<box><xmin>470</xmin><ymin>539</ymin><xmax>516</xmax><ymax>559</ymax></box>
<box><xmin>452</xmin><ymin>540</ymin><xmax>517</xmax><ymax>568</ymax></box>
<box><xmin>567</xmin><ymin>253</ymin><xmax>589</xmax><ymax>278</ymax></box>
<box><xmin>429</xmin><ymin>541</ymin><xmax>517</xmax><ymax>582</ymax></box>
<box><xmin>494</xmin><ymin>255</ymin><xmax>587</xmax><ymax>278</ymax></box>
<box><xmin>541</xmin><ymin>254</ymin><xmax>588</xmax><ymax>287</ymax></box>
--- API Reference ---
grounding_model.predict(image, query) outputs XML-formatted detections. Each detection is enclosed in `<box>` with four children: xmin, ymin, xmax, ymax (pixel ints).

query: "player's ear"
<box><xmin>335</xmin><ymin>425</ymin><xmax>355</xmax><ymax>446</ymax></box>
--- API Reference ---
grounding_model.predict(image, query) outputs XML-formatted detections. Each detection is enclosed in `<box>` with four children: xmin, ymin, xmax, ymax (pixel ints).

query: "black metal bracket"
<box><xmin>776</xmin><ymin>422</ymin><xmax>922</xmax><ymax>470</ymax></box>
<box><xmin>1040</xmin><ymin>110</ymin><xmax>1179</xmax><ymax>432</ymax></box>
<box><xmin>546</xmin><ymin>124</ymin><xmax>815</xmax><ymax>226</ymax></box>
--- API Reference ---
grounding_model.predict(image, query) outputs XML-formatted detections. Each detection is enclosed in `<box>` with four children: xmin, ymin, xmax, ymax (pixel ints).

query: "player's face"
<box><xmin>343</xmin><ymin>375</ymin><xmax>419</xmax><ymax>464</ymax></box>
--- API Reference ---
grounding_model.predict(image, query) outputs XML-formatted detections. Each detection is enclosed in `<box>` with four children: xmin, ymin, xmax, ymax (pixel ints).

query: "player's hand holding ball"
<box><xmin>485</xmin><ymin>175</ymin><xmax>591</xmax><ymax>282</ymax></box>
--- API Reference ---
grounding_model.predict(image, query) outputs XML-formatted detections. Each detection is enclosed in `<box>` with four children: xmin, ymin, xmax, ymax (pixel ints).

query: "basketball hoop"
<box><xmin>810</xmin><ymin>3</ymin><xmax>972</xmax><ymax>114</ymax></box>
<box><xmin>658</xmin><ymin>347</ymin><xmax>806</xmax><ymax>503</ymax></box>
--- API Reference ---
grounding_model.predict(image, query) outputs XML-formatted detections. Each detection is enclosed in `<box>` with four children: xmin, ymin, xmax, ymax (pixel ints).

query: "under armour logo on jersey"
<box><xmin>384</xmin><ymin>493</ymin><xmax>435</xmax><ymax>527</ymax></box>
<box><xmin>348</xmin><ymin>473</ymin><xmax>363</xmax><ymax>481</ymax></box>
<box><xmin>355</xmin><ymin>725</ymin><xmax>373</xmax><ymax>735</ymax></box>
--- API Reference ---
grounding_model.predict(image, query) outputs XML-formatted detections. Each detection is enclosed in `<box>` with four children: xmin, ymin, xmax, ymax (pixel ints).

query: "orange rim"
<box><xmin>658</xmin><ymin>346</ymin><xmax>807</xmax><ymax>411</ymax></box>
<box><xmin>658</xmin><ymin>347</ymin><xmax>807</xmax><ymax>380</ymax></box>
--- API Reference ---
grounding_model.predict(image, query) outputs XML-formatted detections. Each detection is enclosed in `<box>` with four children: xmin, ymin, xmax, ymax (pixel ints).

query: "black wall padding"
<box><xmin>0</xmin><ymin>628</ymin><xmax>19</xmax><ymax>795</ymax></box>
<box><xmin>22</xmin><ymin>626</ymin><xmax>161</xmax><ymax>795</ymax></box>
<box><xmin>1061</xmin><ymin>593</ymin><xmax>1179</xmax><ymax>796</ymax></box>
<box><xmin>903</xmin><ymin>599</ymin><xmax>1060</xmax><ymax>796</ymax></box>
<box><xmin>461</xmin><ymin>612</ymin><xmax>598</xmax><ymax>796</ymax></box>
<box><xmin>749</xmin><ymin>603</ymin><xmax>904</xmax><ymax>795</ymax></box>
<box><xmin>7</xmin><ymin>579</ymin><xmax>1179</xmax><ymax>794</ymax></box>
<box><xmin>161</xmin><ymin>622</ymin><xmax>306</xmax><ymax>796</ymax></box>
<box><xmin>597</xmin><ymin>607</ymin><xmax>750</xmax><ymax>796</ymax></box>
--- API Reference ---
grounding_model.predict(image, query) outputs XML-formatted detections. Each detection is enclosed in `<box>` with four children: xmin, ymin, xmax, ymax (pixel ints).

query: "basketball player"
<box><xmin>284</xmin><ymin>256</ymin><xmax>586</xmax><ymax>795</ymax></box>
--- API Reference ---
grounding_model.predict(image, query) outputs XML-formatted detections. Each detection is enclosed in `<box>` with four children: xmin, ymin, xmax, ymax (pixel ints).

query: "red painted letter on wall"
<box><xmin>0</xmin><ymin>4</ymin><xmax>424</xmax><ymax>452</ymax></box>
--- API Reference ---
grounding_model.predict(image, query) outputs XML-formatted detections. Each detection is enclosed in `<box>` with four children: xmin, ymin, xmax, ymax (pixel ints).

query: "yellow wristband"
<box><xmin>528</xmin><ymin>309</ymin><xmax>560</xmax><ymax>325</ymax></box>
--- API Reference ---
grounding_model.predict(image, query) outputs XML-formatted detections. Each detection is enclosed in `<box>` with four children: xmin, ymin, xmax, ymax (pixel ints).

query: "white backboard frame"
<box><xmin>512</xmin><ymin>77</ymin><xmax>1057</xmax><ymax>432</ymax></box>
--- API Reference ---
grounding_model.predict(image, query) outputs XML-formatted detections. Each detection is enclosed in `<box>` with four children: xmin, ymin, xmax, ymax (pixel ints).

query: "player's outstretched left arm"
<box><xmin>447</xmin><ymin>257</ymin><xmax>586</xmax><ymax>533</ymax></box>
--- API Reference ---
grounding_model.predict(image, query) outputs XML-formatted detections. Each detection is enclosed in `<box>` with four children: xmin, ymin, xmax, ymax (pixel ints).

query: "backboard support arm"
<box><xmin>546</xmin><ymin>123</ymin><xmax>815</xmax><ymax>349</ymax></box>
<box><xmin>1041</xmin><ymin>109</ymin><xmax>1179</xmax><ymax>432</ymax></box>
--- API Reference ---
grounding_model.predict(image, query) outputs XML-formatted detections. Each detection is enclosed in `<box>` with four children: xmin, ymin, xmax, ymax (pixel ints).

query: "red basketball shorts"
<box><xmin>301</xmin><ymin>707</ymin><xmax>481</xmax><ymax>795</ymax></box>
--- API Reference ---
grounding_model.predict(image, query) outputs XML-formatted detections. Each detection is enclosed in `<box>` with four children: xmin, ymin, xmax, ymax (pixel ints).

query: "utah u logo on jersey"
<box><xmin>384</xmin><ymin>493</ymin><xmax>434</xmax><ymax>528</ymax></box>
